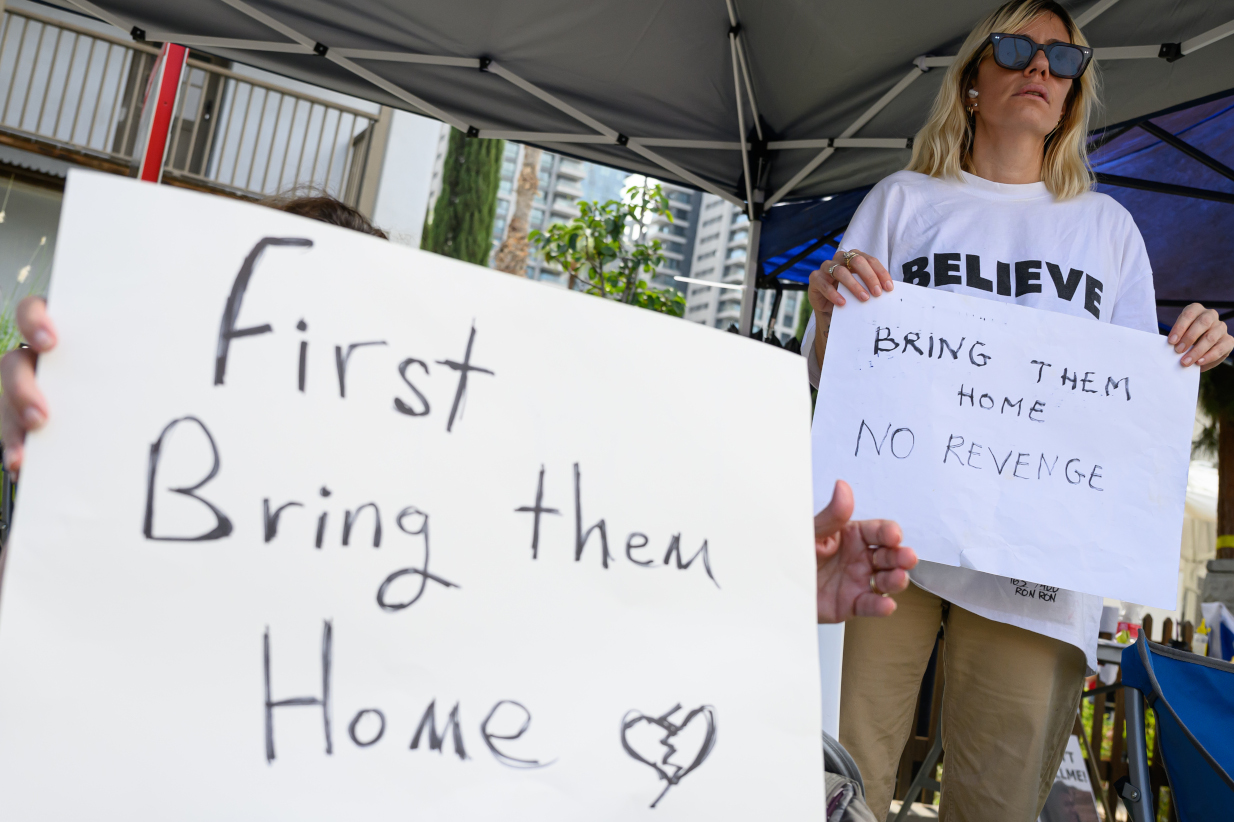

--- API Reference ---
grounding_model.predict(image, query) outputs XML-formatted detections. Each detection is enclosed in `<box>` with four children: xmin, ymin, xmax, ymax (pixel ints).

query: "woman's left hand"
<box><xmin>1168</xmin><ymin>303</ymin><xmax>1234</xmax><ymax>371</ymax></box>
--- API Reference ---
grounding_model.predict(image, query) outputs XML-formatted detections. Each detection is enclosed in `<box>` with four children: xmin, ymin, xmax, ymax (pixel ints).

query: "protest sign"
<box><xmin>0</xmin><ymin>172</ymin><xmax>823</xmax><ymax>819</ymax></box>
<box><xmin>812</xmin><ymin>283</ymin><xmax>1197</xmax><ymax>608</ymax></box>
<box><xmin>1038</xmin><ymin>736</ymin><xmax>1101</xmax><ymax>822</ymax></box>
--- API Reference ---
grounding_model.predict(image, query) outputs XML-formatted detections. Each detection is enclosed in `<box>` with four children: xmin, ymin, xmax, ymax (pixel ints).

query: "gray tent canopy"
<box><xmin>59</xmin><ymin>0</ymin><xmax>1234</xmax><ymax>331</ymax></box>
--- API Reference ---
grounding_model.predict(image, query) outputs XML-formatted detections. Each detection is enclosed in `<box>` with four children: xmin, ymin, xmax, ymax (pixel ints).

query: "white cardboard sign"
<box><xmin>0</xmin><ymin>172</ymin><xmax>824</xmax><ymax>819</ymax></box>
<box><xmin>812</xmin><ymin>284</ymin><xmax>1197</xmax><ymax>608</ymax></box>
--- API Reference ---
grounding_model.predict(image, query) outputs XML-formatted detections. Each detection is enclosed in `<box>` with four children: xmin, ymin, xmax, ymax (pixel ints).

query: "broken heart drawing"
<box><xmin>620</xmin><ymin>703</ymin><xmax>717</xmax><ymax>808</ymax></box>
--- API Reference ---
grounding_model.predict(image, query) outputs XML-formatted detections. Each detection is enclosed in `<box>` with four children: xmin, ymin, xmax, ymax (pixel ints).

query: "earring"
<box><xmin>966</xmin><ymin>88</ymin><xmax>978</xmax><ymax>112</ymax></box>
<box><xmin>967</xmin><ymin>89</ymin><xmax>979</xmax><ymax>98</ymax></box>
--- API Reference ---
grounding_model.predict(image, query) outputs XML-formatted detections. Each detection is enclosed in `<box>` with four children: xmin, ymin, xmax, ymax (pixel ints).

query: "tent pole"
<box><xmin>729</xmin><ymin>33</ymin><xmax>754</xmax><ymax>217</ymax></box>
<box><xmin>738</xmin><ymin>215</ymin><xmax>762</xmax><ymax>336</ymax></box>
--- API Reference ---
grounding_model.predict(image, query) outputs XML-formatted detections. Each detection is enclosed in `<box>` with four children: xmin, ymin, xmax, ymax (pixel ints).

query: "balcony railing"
<box><xmin>0</xmin><ymin>7</ymin><xmax>376</xmax><ymax>203</ymax></box>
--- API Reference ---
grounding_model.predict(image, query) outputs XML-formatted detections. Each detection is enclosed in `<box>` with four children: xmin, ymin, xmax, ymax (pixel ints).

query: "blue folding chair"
<box><xmin>1120</xmin><ymin>635</ymin><xmax>1234</xmax><ymax>822</ymax></box>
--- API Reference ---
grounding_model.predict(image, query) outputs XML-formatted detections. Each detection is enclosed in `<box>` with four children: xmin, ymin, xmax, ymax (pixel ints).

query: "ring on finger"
<box><xmin>868</xmin><ymin>574</ymin><xmax>879</xmax><ymax>593</ymax></box>
<box><xmin>827</xmin><ymin>262</ymin><xmax>839</xmax><ymax>276</ymax></box>
<box><xmin>842</xmin><ymin>250</ymin><xmax>860</xmax><ymax>268</ymax></box>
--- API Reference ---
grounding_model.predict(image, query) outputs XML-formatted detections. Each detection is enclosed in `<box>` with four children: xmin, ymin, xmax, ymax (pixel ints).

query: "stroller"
<box><xmin>1120</xmin><ymin>634</ymin><xmax>1234</xmax><ymax>821</ymax></box>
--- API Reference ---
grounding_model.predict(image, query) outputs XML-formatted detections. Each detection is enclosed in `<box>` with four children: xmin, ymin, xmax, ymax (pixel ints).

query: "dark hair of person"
<box><xmin>260</xmin><ymin>192</ymin><xmax>389</xmax><ymax>239</ymax></box>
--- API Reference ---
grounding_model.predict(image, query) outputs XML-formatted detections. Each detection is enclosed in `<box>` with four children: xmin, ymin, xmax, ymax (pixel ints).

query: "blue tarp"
<box><xmin>757</xmin><ymin>92</ymin><xmax>1234</xmax><ymax>332</ymax></box>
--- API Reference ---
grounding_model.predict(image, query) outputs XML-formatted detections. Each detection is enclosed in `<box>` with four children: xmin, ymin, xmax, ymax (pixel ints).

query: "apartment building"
<box><xmin>426</xmin><ymin>125</ymin><xmax>701</xmax><ymax>295</ymax></box>
<box><xmin>682</xmin><ymin>194</ymin><xmax>802</xmax><ymax>342</ymax></box>
<box><xmin>0</xmin><ymin>0</ymin><xmax>439</xmax><ymax>292</ymax></box>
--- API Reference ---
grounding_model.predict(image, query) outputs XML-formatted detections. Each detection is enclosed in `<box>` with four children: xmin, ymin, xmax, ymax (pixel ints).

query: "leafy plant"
<box><xmin>0</xmin><ymin>235</ymin><xmax>51</xmax><ymax>371</ymax></box>
<box><xmin>530</xmin><ymin>183</ymin><xmax>684</xmax><ymax>317</ymax></box>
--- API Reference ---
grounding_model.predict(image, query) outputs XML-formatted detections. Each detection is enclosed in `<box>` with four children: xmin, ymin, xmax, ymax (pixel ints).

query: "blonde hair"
<box><xmin>906</xmin><ymin>0</ymin><xmax>1098</xmax><ymax>200</ymax></box>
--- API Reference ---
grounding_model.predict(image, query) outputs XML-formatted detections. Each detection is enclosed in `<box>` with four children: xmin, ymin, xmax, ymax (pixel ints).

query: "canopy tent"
<box><xmin>756</xmin><ymin>90</ymin><xmax>1234</xmax><ymax>339</ymax></box>
<box><xmin>53</xmin><ymin>0</ymin><xmax>1234</xmax><ymax>332</ymax></box>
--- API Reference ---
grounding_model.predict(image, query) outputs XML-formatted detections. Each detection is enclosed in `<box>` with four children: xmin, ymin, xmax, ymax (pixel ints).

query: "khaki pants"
<box><xmin>839</xmin><ymin>582</ymin><xmax>1086</xmax><ymax>822</ymax></box>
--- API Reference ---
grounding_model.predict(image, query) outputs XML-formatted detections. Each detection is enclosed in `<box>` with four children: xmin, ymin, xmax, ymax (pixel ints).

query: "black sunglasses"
<box><xmin>987</xmin><ymin>33</ymin><xmax>1093</xmax><ymax>79</ymax></box>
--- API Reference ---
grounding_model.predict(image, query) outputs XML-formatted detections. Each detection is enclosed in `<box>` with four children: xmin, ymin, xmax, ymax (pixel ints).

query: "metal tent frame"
<box><xmin>57</xmin><ymin>0</ymin><xmax>1234</xmax><ymax>334</ymax></box>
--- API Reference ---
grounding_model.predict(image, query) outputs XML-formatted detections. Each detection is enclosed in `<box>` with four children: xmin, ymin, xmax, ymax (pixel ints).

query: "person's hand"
<box><xmin>807</xmin><ymin>250</ymin><xmax>892</xmax><ymax>365</ymax></box>
<box><xmin>0</xmin><ymin>297</ymin><xmax>56</xmax><ymax>474</ymax></box>
<box><xmin>1167</xmin><ymin>303</ymin><xmax>1233</xmax><ymax>371</ymax></box>
<box><xmin>815</xmin><ymin>479</ymin><xmax>917</xmax><ymax>623</ymax></box>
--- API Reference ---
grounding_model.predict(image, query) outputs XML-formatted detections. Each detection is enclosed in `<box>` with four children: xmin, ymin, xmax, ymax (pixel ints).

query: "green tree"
<box><xmin>530</xmin><ymin>183</ymin><xmax>684</xmax><ymax>317</ymax></box>
<box><xmin>421</xmin><ymin>130</ymin><xmax>505</xmax><ymax>265</ymax></box>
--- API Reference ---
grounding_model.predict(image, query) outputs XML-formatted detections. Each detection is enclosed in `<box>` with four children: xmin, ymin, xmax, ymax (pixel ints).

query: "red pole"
<box><xmin>133</xmin><ymin>43</ymin><xmax>188</xmax><ymax>184</ymax></box>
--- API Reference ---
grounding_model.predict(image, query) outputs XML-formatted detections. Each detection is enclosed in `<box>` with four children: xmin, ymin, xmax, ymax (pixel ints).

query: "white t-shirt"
<box><xmin>803</xmin><ymin>170</ymin><xmax>1158</xmax><ymax>673</ymax></box>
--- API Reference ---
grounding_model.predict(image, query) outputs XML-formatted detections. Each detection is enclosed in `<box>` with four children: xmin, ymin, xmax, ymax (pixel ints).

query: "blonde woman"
<box><xmin>804</xmin><ymin>0</ymin><xmax>1233</xmax><ymax>818</ymax></box>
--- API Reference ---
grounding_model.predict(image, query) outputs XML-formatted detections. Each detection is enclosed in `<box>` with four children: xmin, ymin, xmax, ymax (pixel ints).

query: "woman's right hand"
<box><xmin>807</xmin><ymin>249</ymin><xmax>893</xmax><ymax>364</ymax></box>
<box><xmin>0</xmin><ymin>297</ymin><xmax>56</xmax><ymax>475</ymax></box>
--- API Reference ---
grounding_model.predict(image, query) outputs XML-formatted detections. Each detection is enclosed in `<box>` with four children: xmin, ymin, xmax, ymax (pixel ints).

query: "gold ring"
<box><xmin>869</xmin><ymin>574</ymin><xmax>879</xmax><ymax>593</ymax></box>
<box><xmin>842</xmin><ymin>250</ymin><xmax>860</xmax><ymax>267</ymax></box>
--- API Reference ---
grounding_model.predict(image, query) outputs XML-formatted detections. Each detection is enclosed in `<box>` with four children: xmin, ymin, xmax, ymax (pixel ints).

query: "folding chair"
<box><xmin>1120</xmin><ymin>635</ymin><xmax>1234</xmax><ymax>822</ymax></box>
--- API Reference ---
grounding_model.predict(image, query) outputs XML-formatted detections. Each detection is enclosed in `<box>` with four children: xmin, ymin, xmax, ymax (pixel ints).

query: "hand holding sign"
<box><xmin>812</xmin><ymin>281</ymin><xmax>1198</xmax><ymax>608</ymax></box>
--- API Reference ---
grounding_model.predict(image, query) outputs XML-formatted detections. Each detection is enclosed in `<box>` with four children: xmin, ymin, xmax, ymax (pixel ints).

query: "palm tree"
<box><xmin>493</xmin><ymin>146</ymin><xmax>543</xmax><ymax>276</ymax></box>
<box><xmin>1197</xmin><ymin>366</ymin><xmax>1234</xmax><ymax>559</ymax></box>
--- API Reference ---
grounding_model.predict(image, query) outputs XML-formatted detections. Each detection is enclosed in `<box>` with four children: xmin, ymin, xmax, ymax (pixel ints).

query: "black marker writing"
<box><xmin>264</xmin><ymin>620</ymin><xmax>332</xmax><ymax>763</ymax></box>
<box><xmin>348</xmin><ymin>709</ymin><xmax>386</xmax><ymax>747</ymax></box>
<box><xmin>621</xmin><ymin>704</ymin><xmax>717</xmax><ymax>809</ymax></box>
<box><xmin>664</xmin><ymin>534</ymin><xmax>720</xmax><ymax>589</ymax></box>
<box><xmin>215</xmin><ymin>237</ymin><xmax>312</xmax><ymax>386</ymax></box>
<box><xmin>335</xmin><ymin>341</ymin><xmax>388</xmax><ymax>398</ymax></box>
<box><xmin>375</xmin><ymin>506</ymin><xmax>459</xmax><ymax>612</ymax></box>
<box><xmin>515</xmin><ymin>465</ymin><xmax>560</xmax><ymax>559</ymax></box>
<box><xmin>410</xmin><ymin>700</ymin><xmax>467</xmax><ymax>760</ymax></box>
<box><xmin>394</xmin><ymin>358</ymin><xmax>432</xmax><ymax>416</ymax></box>
<box><xmin>574</xmin><ymin>463</ymin><xmax>612</xmax><ymax>569</ymax></box>
<box><xmin>143</xmin><ymin>416</ymin><xmax>233</xmax><ymax>541</ymax></box>
<box><xmin>436</xmin><ymin>322</ymin><xmax>494</xmax><ymax>433</ymax></box>
<box><xmin>481</xmin><ymin>700</ymin><xmax>554</xmax><ymax>769</ymax></box>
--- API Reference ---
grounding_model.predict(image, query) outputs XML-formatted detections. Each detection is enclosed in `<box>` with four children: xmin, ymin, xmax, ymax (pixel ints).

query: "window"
<box><xmin>493</xmin><ymin>218</ymin><xmax>506</xmax><ymax>235</ymax></box>
<box><xmin>694</xmin><ymin>268</ymin><xmax>714</xmax><ymax>278</ymax></box>
<box><xmin>531</xmin><ymin>208</ymin><xmax>544</xmax><ymax>225</ymax></box>
<box><xmin>706</xmin><ymin>198</ymin><xmax>724</xmax><ymax>209</ymax></box>
<box><xmin>495</xmin><ymin>199</ymin><xmax>510</xmax><ymax>215</ymax></box>
<box><xmin>661</xmin><ymin>258</ymin><xmax>681</xmax><ymax>271</ymax></box>
<box><xmin>501</xmin><ymin>160</ymin><xmax>516</xmax><ymax>178</ymax></box>
<box><xmin>538</xmin><ymin>171</ymin><xmax>550</xmax><ymax>188</ymax></box>
<box><xmin>553</xmin><ymin>194</ymin><xmax>575</xmax><ymax>209</ymax></box>
<box><xmin>697</xmin><ymin>250</ymin><xmax>717</xmax><ymax>261</ymax></box>
<box><xmin>731</xmin><ymin>211</ymin><xmax>749</xmax><ymax>225</ymax></box>
<box><xmin>726</xmin><ymin>247</ymin><xmax>746</xmax><ymax>260</ymax></box>
<box><xmin>699</xmin><ymin>232</ymin><xmax>720</xmax><ymax>245</ymax></box>
<box><xmin>662</xmin><ymin>241</ymin><xmax>685</xmax><ymax>254</ymax></box>
<box><xmin>661</xmin><ymin>223</ymin><xmax>687</xmax><ymax>237</ymax></box>
<box><xmin>702</xmin><ymin>216</ymin><xmax>722</xmax><ymax>228</ymax></box>
<box><xmin>688</xmin><ymin>302</ymin><xmax>709</xmax><ymax>314</ymax></box>
<box><xmin>671</xmin><ymin>207</ymin><xmax>689</xmax><ymax>221</ymax></box>
<box><xmin>723</xmin><ymin>264</ymin><xmax>744</xmax><ymax>280</ymax></box>
<box><xmin>668</xmin><ymin>191</ymin><xmax>691</xmax><ymax>203</ymax></box>
<box><xmin>714</xmin><ymin>318</ymin><xmax>731</xmax><ymax>329</ymax></box>
<box><xmin>718</xmin><ymin>299</ymin><xmax>741</xmax><ymax>313</ymax></box>
<box><xmin>534</xmin><ymin>189</ymin><xmax>546</xmax><ymax>204</ymax></box>
<box><xmin>540</xmin><ymin>154</ymin><xmax>554</xmax><ymax>170</ymax></box>
<box><xmin>503</xmin><ymin>143</ymin><xmax>519</xmax><ymax>159</ymax></box>
<box><xmin>499</xmin><ymin>179</ymin><xmax>513</xmax><ymax>194</ymax></box>
<box><xmin>729</xmin><ymin>229</ymin><xmax>748</xmax><ymax>244</ymax></box>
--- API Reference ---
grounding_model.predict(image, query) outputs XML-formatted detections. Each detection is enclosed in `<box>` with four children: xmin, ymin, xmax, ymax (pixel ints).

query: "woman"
<box><xmin>804</xmin><ymin>1</ymin><xmax>1233</xmax><ymax>819</ymax></box>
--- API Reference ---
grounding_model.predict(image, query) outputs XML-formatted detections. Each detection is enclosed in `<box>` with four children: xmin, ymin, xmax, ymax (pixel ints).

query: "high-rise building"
<box><xmin>681</xmin><ymin>194</ymin><xmax>802</xmax><ymax>342</ymax></box>
<box><xmin>425</xmin><ymin>125</ymin><xmax>702</xmax><ymax>299</ymax></box>
<box><xmin>634</xmin><ymin>177</ymin><xmax>702</xmax><ymax>296</ymax></box>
